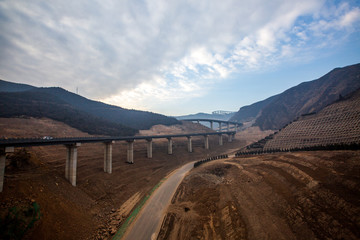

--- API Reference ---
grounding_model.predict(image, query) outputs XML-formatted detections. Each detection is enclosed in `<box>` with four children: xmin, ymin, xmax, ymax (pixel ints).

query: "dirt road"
<box><xmin>122</xmin><ymin>161</ymin><xmax>194</xmax><ymax>240</ymax></box>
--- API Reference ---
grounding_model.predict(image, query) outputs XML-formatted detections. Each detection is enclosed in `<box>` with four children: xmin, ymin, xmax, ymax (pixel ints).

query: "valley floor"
<box><xmin>0</xmin><ymin>134</ymin><xmax>246</xmax><ymax>239</ymax></box>
<box><xmin>158</xmin><ymin>151</ymin><xmax>360</xmax><ymax>240</ymax></box>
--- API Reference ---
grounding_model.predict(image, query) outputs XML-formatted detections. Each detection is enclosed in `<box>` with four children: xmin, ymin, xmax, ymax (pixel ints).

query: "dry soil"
<box><xmin>158</xmin><ymin>151</ymin><xmax>360</xmax><ymax>240</ymax></box>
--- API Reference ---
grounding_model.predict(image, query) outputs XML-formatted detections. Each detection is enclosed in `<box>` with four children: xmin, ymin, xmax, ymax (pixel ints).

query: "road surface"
<box><xmin>122</xmin><ymin>161</ymin><xmax>194</xmax><ymax>240</ymax></box>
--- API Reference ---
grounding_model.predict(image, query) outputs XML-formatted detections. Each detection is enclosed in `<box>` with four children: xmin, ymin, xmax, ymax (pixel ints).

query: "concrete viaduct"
<box><xmin>0</xmin><ymin>131</ymin><xmax>236</xmax><ymax>192</ymax></box>
<box><xmin>182</xmin><ymin>119</ymin><xmax>241</xmax><ymax>132</ymax></box>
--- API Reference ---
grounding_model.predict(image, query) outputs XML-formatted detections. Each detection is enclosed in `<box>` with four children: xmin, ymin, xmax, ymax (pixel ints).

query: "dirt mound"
<box><xmin>159</xmin><ymin>151</ymin><xmax>360</xmax><ymax>240</ymax></box>
<box><xmin>0</xmin><ymin>117</ymin><xmax>92</xmax><ymax>138</ymax></box>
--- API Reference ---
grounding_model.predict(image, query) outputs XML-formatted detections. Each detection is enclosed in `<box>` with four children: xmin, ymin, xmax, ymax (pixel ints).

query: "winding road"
<box><xmin>122</xmin><ymin>161</ymin><xmax>194</xmax><ymax>240</ymax></box>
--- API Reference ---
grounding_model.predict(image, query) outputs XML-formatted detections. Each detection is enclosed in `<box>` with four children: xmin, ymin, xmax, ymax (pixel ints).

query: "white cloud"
<box><xmin>0</xmin><ymin>0</ymin><xmax>359</xmax><ymax>114</ymax></box>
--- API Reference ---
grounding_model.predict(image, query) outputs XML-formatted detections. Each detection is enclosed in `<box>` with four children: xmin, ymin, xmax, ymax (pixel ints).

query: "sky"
<box><xmin>0</xmin><ymin>0</ymin><xmax>360</xmax><ymax>116</ymax></box>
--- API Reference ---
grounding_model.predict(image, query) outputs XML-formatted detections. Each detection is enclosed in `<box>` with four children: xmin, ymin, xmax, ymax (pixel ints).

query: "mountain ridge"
<box><xmin>0</xmin><ymin>80</ymin><xmax>180</xmax><ymax>136</ymax></box>
<box><xmin>230</xmin><ymin>63</ymin><xmax>360</xmax><ymax>130</ymax></box>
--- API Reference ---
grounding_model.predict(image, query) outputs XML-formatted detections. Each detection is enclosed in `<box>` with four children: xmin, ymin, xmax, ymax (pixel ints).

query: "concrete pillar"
<box><xmin>187</xmin><ymin>136</ymin><xmax>192</xmax><ymax>153</ymax></box>
<box><xmin>227</xmin><ymin>123</ymin><xmax>230</xmax><ymax>131</ymax></box>
<box><xmin>65</xmin><ymin>143</ymin><xmax>81</xmax><ymax>186</ymax></box>
<box><xmin>219</xmin><ymin>134</ymin><xmax>223</xmax><ymax>146</ymax></box>
<box><xmin>0</xmin><ymin>152</ymin><xmax>4</xmax><ymax>193</ymax></box>
<box><xmin>167</xmin><ymin>138</ymin><xmax>173</xmax><ymax>155</ymax></box>
<box><xmin>204</xmin><ymin>135</ymin><xmax>209</xmax><ymax>150</ymax></box>
<box><xmin>219</xmin><ymin>122</ymin><xmax>222</xmax><ymax>132</ymax></box>
<box><xmin>146</xmin><ymin>139</ymin><xmax>153</xmax><ymax>158</ymax></box>
<box><xmin>127</xmin><ymin>140</ymin><xmax>134</xmax><ymax>164</ymax></box>
<box><xmin>0</xmin><ymin>147</ymin><xmax>14</xmax><ymax>192</ymax></box>
<box><xmin>197</xmin><ymin>120</ymin><xmax>200</xmax><ymax>124</ymax></box>
<box><xmin>210</xmin><ymin>121</ymin><xmax>213</xmax><ymax>130</ymax></box>
<box><xmin>228</xmin><ymin>134</ymin><xmax>233</xmax><ymax>142</ymax></box>
<box><xmin>104</xmin><ymin>141</ymin><xmax>114</xmax><ymax>173</ymax></box>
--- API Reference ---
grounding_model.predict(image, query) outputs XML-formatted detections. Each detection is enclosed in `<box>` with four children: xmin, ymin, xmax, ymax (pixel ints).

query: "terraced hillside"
<box><xmin>263</xmin><ymin>88</ymin><xmax>360</xmax><ymax>150</ymax></box>
<box><xmin>159</xmin><ymin>151</ymin><xmax>360</xmax><ymax>240</ymax></box>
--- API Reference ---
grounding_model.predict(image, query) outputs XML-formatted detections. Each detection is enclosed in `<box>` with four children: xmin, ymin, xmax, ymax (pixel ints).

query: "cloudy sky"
<box><xmin>1</xmin><ymin>0</ymin><xmax>359</xmax><ymax>116</ymax></box>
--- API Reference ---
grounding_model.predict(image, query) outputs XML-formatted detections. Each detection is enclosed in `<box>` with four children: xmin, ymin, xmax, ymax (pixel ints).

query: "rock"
<box><xmin>110</xmin><ymin>227</ymin><xmax>117</xmax><ymax>235</ymax></box>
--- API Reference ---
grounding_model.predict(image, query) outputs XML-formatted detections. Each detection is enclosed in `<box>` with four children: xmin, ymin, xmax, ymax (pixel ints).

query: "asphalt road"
<box><xmin>122</xmin><ymin>161</ymin><xmax>194</xmax><ymax>240</ymax></box>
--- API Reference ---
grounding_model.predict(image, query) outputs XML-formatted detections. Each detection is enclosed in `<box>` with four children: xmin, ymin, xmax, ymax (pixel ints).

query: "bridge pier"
<box><xmin>0</xmin><ymin>147</ymin><xmax>14</xmax><ymax>192</ymax></box>
<box><xmin>228</xmin><ymin>134</ymin><xmax>233</xmax><ymax>142</ymax></box>
<box><xmin>146</xmin><ymin>139</ymin><xmax>152</xmax><ymax>158</ymax></box>
<box><xmin>218</xmin><ymin>134</ymin><xmax>223</xmax><ymax>146</ymax></box>
<box><xmin>218</xmin><ymin>122</ymin><xmax>222</xmax><ymax>131</ymax></box>
<box><xmin>65</xmin><ymin>143</ymin><xmax>81</xmax><ymax>186</ymax></box>
<box><xmin>210</xmin><ymin>121</ymin><xmax>213</xmax><ymax>130</ymax></box>
<box><xmin>104</xmin><ymin>141</ymin><xmax>114</xmax><ymax>173</ymax></box>
<box><xmin>187</xmin><ymin>136</ymin><xmax>192</xmax><ymax>153</ymax></box>
<box><xmin>127</xmin><ymin>140</ymin><xmax>134</xmax><ymax>164</ymax></box>
<box><xmin>227</xmin><ymin>123</ymin><xmax>230</xmax><ymax>131</ymax></box>
<box><xmin>204</xmin><ymin>135</ymin><xmax>209</xmax><ymax>149</ymax></box>
<box><xmin>167</xmin><ymin>138</ymin><xmax>173</xmax><ymax>154</ymax></box>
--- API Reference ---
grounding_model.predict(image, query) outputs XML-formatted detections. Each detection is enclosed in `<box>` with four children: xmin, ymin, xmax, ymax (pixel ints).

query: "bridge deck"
<box><xmin>182</xmin><ymin>119</ymin><xmax>240</xmax><ymax>125</ymax></box>
<box><xmin>0</xmin><ymin>131</ymin><xmax>236</xmax><ymax>148</ymax></box>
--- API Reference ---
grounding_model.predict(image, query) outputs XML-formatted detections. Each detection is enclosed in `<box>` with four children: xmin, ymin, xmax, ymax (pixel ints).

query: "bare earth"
<box><xmin>0</xmin><ymin>118</ymin><xmax>248</xmax><ymax>239</ymax></box>
<box><xmin>158</xmin><ymin>151</ymin><xmax>360</xmax><ymax>240</ymax></box>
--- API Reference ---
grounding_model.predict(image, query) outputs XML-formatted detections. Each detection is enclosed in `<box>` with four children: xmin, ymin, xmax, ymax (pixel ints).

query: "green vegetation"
<box><xmin>7</xmin><ymin>148</ymin><xmax>31</xmax><ymax>169</ymax></box>
<box><xmin>0</xmin><ymin>202</ymin><xmax>41</xmax><ymax>240</ymax></box>
<box><xmin>112</xmin><ymin>178</ymin><xmax>167</xmax><ymax>240</ymax></box>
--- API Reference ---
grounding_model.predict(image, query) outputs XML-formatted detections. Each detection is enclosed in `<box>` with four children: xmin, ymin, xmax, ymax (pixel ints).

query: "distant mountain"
<box><xmin>0</xmin><ymin>80</ymin><xmax>180</xmax><ymax>136</ymax></box>
<box><xmin>230</xmin><ymin>96</ymin><xmax>277</xmax><ymax>123</ymax></box>
<box><xmin>176</xmin><ymin>112</ymin><xmax>235</xmax><ymax>121</ymax></box>
<box><xmin>230</xmin><ymin>63</ymin><xmax>360</xmax><ymax>130</ymax></box>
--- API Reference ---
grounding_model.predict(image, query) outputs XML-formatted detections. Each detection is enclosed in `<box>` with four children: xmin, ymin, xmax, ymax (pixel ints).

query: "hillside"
<box><xmin>230</xmin><ymin>95</ymin><xmax>277</xmax><ymax>123</ymax></box>
<box><xmin>0</xmin><ymin>80</ymin><xmax>180</xmax><ymax>136</ymax></box>
<box><xmin>0</xmin><ymin>91</ymin><xmax>137</xmax><ymax>136</ymax></box>
<box><xmin>159</xmin><ymin>151</ymin><xmax>360</xmax><ymax>239</ymax></box>
<box><xmin>230</xmin><ymin>63</ymin><xmax>360</xmax><ymax>130</ymax></box>
<box><xmin>29</xmin><ymin>87</ymin><xmax>179</xmax><ymax>130</ymax></box>
<box><xmin>0</xmin><ymin>117</ymin><xmax>93</xmax><ymax>138</ymax></box>
<box><xmin>263</xmin><ymin>87</ymin><xmax>360</xmax><ymax>150</ymax></box>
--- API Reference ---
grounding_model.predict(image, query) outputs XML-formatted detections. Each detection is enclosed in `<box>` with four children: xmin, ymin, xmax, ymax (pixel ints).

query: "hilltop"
<box><xmin>230</xmin><ymin>63</ymin><xmax>360</xmax><ymax>130</ymax></box>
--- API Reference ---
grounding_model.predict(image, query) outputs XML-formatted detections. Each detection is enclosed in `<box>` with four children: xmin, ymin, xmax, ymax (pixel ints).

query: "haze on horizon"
<box><xmin>0</xmin><ymin>0</ymin><xmax>359</xmax><ymax>116</ymax></box>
